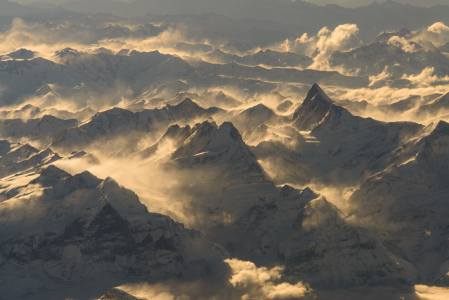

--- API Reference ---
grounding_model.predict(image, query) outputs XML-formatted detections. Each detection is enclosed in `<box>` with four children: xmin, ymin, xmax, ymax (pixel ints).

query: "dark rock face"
<box><xmin>49</xmin><ymin>99</ymin><xmax>223</xmax><ymax>153</ymax></box>
<box><xmin>292</xmin><ymin>83</ymin><xmax>334</xmax><ymax>131</ymax></box>
<box><xmin>0</xmin><ymin>166</ymin><xmax>225</xmax><ymax>299</ymax></box>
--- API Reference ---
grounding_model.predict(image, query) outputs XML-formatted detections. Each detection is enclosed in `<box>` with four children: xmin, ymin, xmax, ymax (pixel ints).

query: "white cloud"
<box><xmin>271</xmin><ymin>24</ymin><xmax>361</xmax><ymax>71</ymax></box>
<box><xmin>387</xmin><ymin>36</ymin><xmax>418</xmax><ymax>53</ymax></box>
<box><xmin>402</xmin><ymin>67</ymin><xmax>449</xmax><ymax>87</ymax></box>
<box><xmin>226</xmin><ymin>258</ymin><xmax>311</xmax><ymax>300</ymax></box>
<box><xmin>415</xmin><ymin>284</ymin><xmax>449</xmax><ymax>300</ymax></box>
<box><xmin>427</xmin><ymin>22</ymin><xmax>449</xmax><ymax>35</ymax></box>
<box><xmin>310</xmin><ymin>24</ymin><xmax>360</xmax><ymax>70</ymax></box>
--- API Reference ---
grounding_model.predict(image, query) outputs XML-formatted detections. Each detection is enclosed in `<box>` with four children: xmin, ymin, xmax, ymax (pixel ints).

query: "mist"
<box><xmin>2</xmin><ymin>1</ymin><xmax>449</xmax><ymax>300</ymax></box>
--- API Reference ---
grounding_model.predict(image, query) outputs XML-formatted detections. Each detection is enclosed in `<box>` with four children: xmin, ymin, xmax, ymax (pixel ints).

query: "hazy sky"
<box><xmin>304</xmin><ymin>0</ymin><xmax>449</xmax><ymax>7</ymax></box>
<box><xmin>12</xmin><ymin>0</ymin><xmax>449</xmax><ymax>8</ymax></box>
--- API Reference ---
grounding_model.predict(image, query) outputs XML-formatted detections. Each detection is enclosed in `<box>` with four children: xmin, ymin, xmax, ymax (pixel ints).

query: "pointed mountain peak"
<box><xmin>21</xmin><ymin>104</ymin><xmax>40</xmax><ymax>111</ymax></box>
<box><xmin>242</xmin><ymin>103</ymin><xmax>274</xmax><ymax>115</ymax></box>
<box><xmin>171</xmin><ymin>120</ymin><xmax>245</xmax><ymax>159</ymax></box>
<box><xmin>191</xmin><ymin>119</ymin><xmax>218</xmax><ymax>132</ymax></box>
<box><xmin>148</xmin><ymin>123</ymin><xmax>193</xmax><ymax>152</ymax></box>
<box><xmin>217</xmin><ymin>121</ymin><xmax>240</xmax><ymax>132</ymax></box>
<box><xmin>304</xmin><ymin>83</ymin><xmax>332</xmax><ymax>105</ymax></box>
<box><xmin>38</xmin><ymin>114</ymin><xmax>59</xmax><ymax>122</ymax></box>
<box><xmin>7</xmin><ymin>48</ymin><xmax>36</xmax><ymax>60</ymax></box>
<box><xmin>203</xmin><ymin>121</ymin><xmax>246</xmax><ymax>152</ymax></box>
<box><xmin>178</xmin><ymin>97</ymin><xmax>197</xmax><ymax>106</ymax></box>
<box><xmin>100</xmin><ymin>176</ymin><xmax>119</xmax><ymax>188</ymax></box>
<box><xmin>380</xmin><ymin>0</ymin><xmax>404</xmax><ymax>9</ymax></box>
<box><xmin>292</xmin><ymin>84</ymin><xmax>334</xmax><ymax>130</ymax></box>
<box><xmin>166</xmin><ymin>98</ymin><xmax>204</xmax><ymax>113</ymax></box>
<box><xmin>430</xmin><ymin>120</ymin><xmax>449</xmax><ymax>137</ymax></box>
<box><xmin>207</xmin><ymin>117</ymin><xmax>217</xmax><ymax>127</ymax></box>
<box><xmin>38</xmin><ymin>164</ymin><xmax>70</xmax><ymax>178</ymax></box>
<box><xmin>17</xmin><ymin>143</ymin><xmax>39</xmax><ymax>153</ymax></box>
<box><xmin>98</xmin><ymin>176</ymin><xmax>147</xmax><ymax>214</ymax></box>
<box><xmin>31</xmin><ymin>164</ymin><xmax>71</xmax><ymax>187</ymax></box>
<box><xmin>77</xmin><ymin>170</ymin><xmax>101</xmax><ymax>182</ymax></box>
<box><xmin>399</xmin><ymin>28</ymin><xmax>411</xmax><ymax>35</ymax></box>
<box><xmin>305</xmin><ymin>196</ymin><xmax>344</xmax><ymax>222</ymax></box>
<box><xmin>166</xmin><ymin>124</ymin><xmax>181</xmax><ymax>133</ymax></box>
<box><xmin>54</xmin><ymin>47</ymin><xmax>81</xmax><ymax>58</ymax></box>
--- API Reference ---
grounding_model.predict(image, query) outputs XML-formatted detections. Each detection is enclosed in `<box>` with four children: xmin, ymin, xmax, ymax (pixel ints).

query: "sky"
<box><xmin>304</xmin><ymin>0</ymin><xmax>449</xmax><ymax>7</ymax></box>
<box><xmin>11</xmin><ymin>0</ymin><xmax>449</xmax><ymax>8</ymax></box>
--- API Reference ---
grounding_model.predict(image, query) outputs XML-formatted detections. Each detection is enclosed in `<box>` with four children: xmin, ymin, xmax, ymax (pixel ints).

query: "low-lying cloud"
<box><xmin>113</xmin><ymin>259</ymin><xmax>311</xmax><ymax>300</ymax></box>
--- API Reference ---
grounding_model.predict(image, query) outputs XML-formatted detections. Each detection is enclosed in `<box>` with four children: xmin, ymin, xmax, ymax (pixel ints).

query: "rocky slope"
<box><xmin>0</xmin><ymin>165</ymin><xmax>226</xmax><ymax>299</ymax></box>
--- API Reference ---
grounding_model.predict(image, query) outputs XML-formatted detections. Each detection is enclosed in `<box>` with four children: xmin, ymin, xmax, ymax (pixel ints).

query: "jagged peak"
<box><xmin>20</xmin><ymin>104</ymin><xmax>40</xmax><ymax>111</ymax></box>
<box><xmin>37</xmin><ymin>114</ymin><xmax>75</xmax><ymax>124</ymax></box>
<box><xmin>204</xmin><ymin>121</ymin><xmax>245</xmax><ymax>151</ymax></box>
<box><xmin>16</xmin><ymin>143</ymin><xmax>39</xmax><ymax>153</ymax></box>
<box><xmin>429</xmin><ymin>120</ymin><xmax>449</xmax><ymax>138</ymax></box>
<box><xmin>176</xmin><ymin>97</ymin><xmax>200</xmax><ymax>107</ymax></box>
<box><xmin>54</xmin><ymin>47</ymin><xmax>81</xmax><ymax>58</ymax></box>
<box><xmin>77</xmin><ymin>170</ymin><xmax>100</xmax><ymax>181</ymax></box>
<box><xmin>398</xmin><ymin>28</ymin><xmax>411</xmax><ymax>35</ymax></box>
<box><xmin>218</xmin><ymin>121</ymin><xmax>240</xmax><ymax>133</ymax></box>
<box><xmin>302</xmin><ymin>187</ymin><xmax>315</xmax><ymax>195</ymax></box>
<box><xmin>164</xmin><ymin>98</ymin><xmax>206</xmax><ymax>113</ymax></box>
<box><xmin>292</xmin><ymin>84</ymin><xmax>336</xmax><ymax>130</ymax></box>
<box><xmin>99</xmin><ymin>288</ymin><xmax>139</xmax><ymax>300</ymax></box>
<box><xmin>97</xmin><ymin>176</ymin><xmax>147</xmax><ymax>214</ymax></box>
<box><xmin>37</xmin><ymin>164</ymin><xmax>71</xmax><ymax>178</ymax></box>
<box><xmin>129</xmin><ymin>49</ymin><xmax>160</xmax><ymax>56</ymax></box>
<box><xmin>40</xmin><ymin>114</ymin><xmax>58</xmax><ymax>120</ymax></box>
<box><xmin>91</xmin><ymin>107</ymin><xmax>134</xmax><ymax>120</ymax></box>
<box><xmin>167</xmin><ymin>124</ymin><xmax>181</xmax><ymax>132</ymax></box>
<box><xmin>241</xmin><ymin>103</ymin><xmax>274</xmax><ymax>115</ymax></box>
<box><xmin>157</xmin><ymin>124</ymin><xmax>193</xmax><ymax>144</ymax></box>
<box><xmin>191</xmin><ymin>119</ymin><xmax>218</xmax><ymax>132</ymax></box>
<box><xmin>304</xmin><ymin>83</ymin><xmax>332</xmax><ymax>105</ymax></box>
<box><xmin>100</xmin><ymin>176</ymin><xmax>119</xmax><ymax>188</ymax></box>
<box><xmin>304</xmin><ymin>196</ymin><xmax>345</xmax><ymax>222</ymax></box>
<box><xmin>172</xmin><ymin>120</ymin><xmax>246</xmax><ymax>159</ymax></box>
<box><xmin>6</xmin><ymin>48</ymin><xmax>36</xmax><ymax>59</ymax></box>
<box><xmin>207</xmin><ymin>117</ymin><xmax>217</xmax><ymax>126</ymax></box>
<box><xmin>30</xmin><ymin>165</ymin><xmax>71</xmax><ymax>187</ymax></box>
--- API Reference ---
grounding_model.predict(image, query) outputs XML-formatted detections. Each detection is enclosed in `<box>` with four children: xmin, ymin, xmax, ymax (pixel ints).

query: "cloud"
<box><xmin>427</xmin><ymin>22</ymin><xmax>449</xmax><ymax>35</ymax></box>
<box><xmin>115</xmin><ymin>259</ymin><xmax>311</xmax><ymax>300</ymax></box>
<box><xmin>388</xmin><ymin>36</ymin><xmax>418</xmax><ymax>53</ymax></box>
<box><xmin>410</xmin><ymin>22</ymin><xmax>449</xmax><ymax>47</ymax></box>
<box><xmin>310</xmin><ymin>24</ymin><xmax>360</xmax><ymax>70</ymax></box>
<box><xmin>402</xmin><ymin>67</ymin><xmax>449</xmax><ymax>87</ymax></box>
<box><xmin>270</xmin><ymin>24</ymin><xmax>361</xmax><ymax>72</ymax></box>
<box><xmin>226</xmin><ymin>258</ymin><xmax>311</xmax><ymax>300</ymax></box>
<box><xmin>274</xmin><ymin>33</ymin><xmax>317</xmax><ymax>56</ymax></box>
<box><xmin>415</xmin><ymin>285</ymin><xmax>449</xmax><ymax>300</ymax></box>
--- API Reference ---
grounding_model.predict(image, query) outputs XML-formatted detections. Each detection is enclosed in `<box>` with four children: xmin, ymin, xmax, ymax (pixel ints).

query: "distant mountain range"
<box><xmin>2</xmin><ymin>0</ymin><xmax>449</xmax><ymax>42</ymax></box>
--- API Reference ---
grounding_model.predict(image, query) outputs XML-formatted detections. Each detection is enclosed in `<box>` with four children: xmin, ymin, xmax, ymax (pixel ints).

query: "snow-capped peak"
<box><xmin>292</xmin><ymin>83</ymin><xmax>334</xmax><ymax>130</ymax></box>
